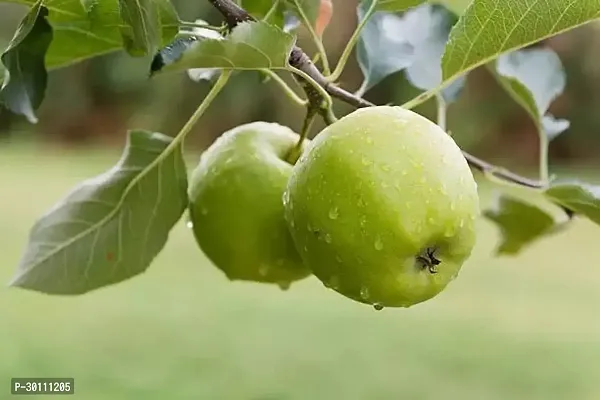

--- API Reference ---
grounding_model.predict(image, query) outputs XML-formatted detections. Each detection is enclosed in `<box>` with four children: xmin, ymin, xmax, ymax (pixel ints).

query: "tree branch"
<box><xmin>207</xmin><ymin>0</ymin><xmax>546</xmax><ymax>189</ymax></box>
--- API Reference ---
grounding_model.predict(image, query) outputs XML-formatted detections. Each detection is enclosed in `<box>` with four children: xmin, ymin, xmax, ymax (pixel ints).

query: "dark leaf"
<box><xmin>357</xmin><ymin>3</ymin><xmax>464</xmax><ymax>102</ymax></box>
<box><xmin>0</xmin><ymin>0</ymin><xmax>179</xmax><ymax>84</ymax></box>
<box><xmin>545</xmin><ymin>181</ymin><xmax>600</xmax><ymax>226</ymax></box>
<box><xmin>9</xmin><ymin>130</ymin><xmax>188</xmax><ymax>295</ymax></box>
<box><xmin>0</xmin><ymin>1</ymin><xmax>52</xmax><ymax>123</ymax></box>
<box><xmin>484</xmin><ymin>195</ymin><xmax>568</xmax><ymax>256</ymax></box>
<box><xmin>495</xmin><ymin>47</ymin><xmax>568</xmax><ymax>140</ymax></box>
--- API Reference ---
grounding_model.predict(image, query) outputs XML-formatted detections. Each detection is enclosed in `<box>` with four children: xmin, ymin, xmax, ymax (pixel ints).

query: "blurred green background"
<box><xmin>2</xmin><ymin>0</ymin><xmax>600</xmax><ymax>399</ymax></box>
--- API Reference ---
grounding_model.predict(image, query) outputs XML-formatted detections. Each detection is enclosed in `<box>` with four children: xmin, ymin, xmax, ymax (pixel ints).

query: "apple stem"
<box><xmin>287</xmin><ymin>109</ymin><xmax>317</xmax><ymax>164</ymax></box>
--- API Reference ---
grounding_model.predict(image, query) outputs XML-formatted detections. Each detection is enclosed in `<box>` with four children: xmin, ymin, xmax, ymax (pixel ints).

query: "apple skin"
<box><xmin>188</xmin><ymin>122</ymin><xmax>311</xmax><ymax>288</ymax></box>
<box><xmin>283</xmin><ymin>106</ymin><xmax>480</xmax><ymax>308</ymax></box>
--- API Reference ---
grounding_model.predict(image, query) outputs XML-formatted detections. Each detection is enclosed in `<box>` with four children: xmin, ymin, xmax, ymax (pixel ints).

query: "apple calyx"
<box><xmin>416</xmin><ymin>247</ymin><xmax>441</xmax><ymax>274</ymax></box>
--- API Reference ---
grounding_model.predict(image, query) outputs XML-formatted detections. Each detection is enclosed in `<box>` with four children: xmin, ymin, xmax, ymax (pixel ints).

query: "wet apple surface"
<box><xmin>284</xmin><ymin>106</ymin><xmax>480</xmax><ymax>308</ymax></box>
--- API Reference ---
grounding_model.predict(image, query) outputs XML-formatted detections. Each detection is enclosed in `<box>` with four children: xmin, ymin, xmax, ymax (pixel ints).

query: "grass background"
<box><xmin>1</xmin><ymin>144</ymin><xmax>599</xmax><ymax>400</ymax></box>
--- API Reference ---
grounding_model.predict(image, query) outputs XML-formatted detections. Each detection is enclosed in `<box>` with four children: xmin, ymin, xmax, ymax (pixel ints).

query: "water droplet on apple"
<box><xmin>325</xmin><ymin>233</ymin><xmax>332</xmax><ymax>243</ymax></box>
<box><xmin>329</xmin><ymin>275</ymin><xmax>340</xmax><ymax>290</ymax></box>
<box><xmin>361</xmin><ymin>157</ymin><xmax>372</xmax><ymax>166</ymax></box>
<box><xmin>360</xmin><ymin>215</ymin><xmax>367</xmax><ymax>228</ymax></box>
<box><xmin>401</xmin><ymin>170</ymin><xmax>408</xmax><ymax>176</ymax></box>
<box><xmin>360</xmin><ymin>287</ymin><xmax>370</xmax><ymax>300</ymax></box>
<box><xmin>259</xmin><ymin>264</ymin><xmax>269</xmax><ymax>277</ymax></box>
<box><xmin>427</xmin><ymin>217</ymin><xmax>435</xmax><ymax>225</ymax></box>
<box><xmin>381</xmin><ymin>181</ymin><xmax>389</xmax><ymax>189</ymax></box>
<box><xmin>328</xmin><ymin>207</ymin><xmax>339</xmax><ymax>219</ymax></box>
<box><xmin>450</xmin><ymin>202</ymin><xmax>456</xmax><ymax>211</ymax></box>
<box><xmin>373</xmin><ymin>303</ymin><xmax>384</xmax><ymax>311</ymax></box>
<box><xmin>201</xmin><ymin>208</ymin><xmax>208</xmax><ymax>215</ymax></box>
<box><xmin>335</xmin><ymin>255</ymin><xmax>343</xmax><ymax>263</ymax></box>
<box><xmin>381</xmin><ymin>164</ymin><xmax>391</xmax><ymax>172</ymax></box>
<box><xmin>186</xmin><ymin>221</ymin><xmax>193</xmax><ymax>229</ymax></box>
<box><xmin>366</xmin><ymin>137</ymin><xmax>374</xmax><ymax>145</ymax></box>
<box><xmin>459</xmin><ymin>219</ymin><xmax>465</xmax><ymax>228</ymax></box>
<box><xmin>278</xmin><ymin>281</ymin><xmax>291</xmax><ymax>291</ymax></box>
<box><xmin>290</xmin><ymin>219</ymin><xmax>295</xmax><ymax>228</ymax></box>
<box><xmin>374</xmin><ymin>237</ymin><xmax>384</xmax><ymax>251</ymax></box>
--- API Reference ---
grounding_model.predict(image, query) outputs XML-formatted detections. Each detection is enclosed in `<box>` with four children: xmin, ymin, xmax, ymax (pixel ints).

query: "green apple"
<box><xmin>188</xmin><ymin>122</ymin><xmax>311</xmax><ymax>289</ymax></box>
<box><xmin>284</xmin><ymin>106</ymin><xmax>480</xmax><ymax>308</ymax></box>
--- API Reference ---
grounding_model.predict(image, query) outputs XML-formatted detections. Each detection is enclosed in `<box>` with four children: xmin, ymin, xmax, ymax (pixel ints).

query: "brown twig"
<box><xmin>207</xmin><ymin>0</ymin><xmax>546</xmax><ymax>189</ymax></box>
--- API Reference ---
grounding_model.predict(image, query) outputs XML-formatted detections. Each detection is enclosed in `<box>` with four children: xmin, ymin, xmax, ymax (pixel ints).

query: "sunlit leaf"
<box><xmin>442</xmin><ymin>0</ymin><xmax>600</xmax><ymax>84</ymax></box>
<box><xmin>9</xmin><ymin>130</ymin><xmax>188</xmax><ymax>295</ymax></box>
<box><xmin>374</xmin><ymin>0</ymin><xmax>425</xmax><ymax>12</ymax></box>
<box><xmin>484</xmin><ymin>195</ymin><xmax>568</xmax><ymax>256</ymax></box>
<box><xmin>0</xmin><ymin>1</ymin><xmax>52</xmax><ymax>123</ymax></box>
<box><xmin>118</xmin><ymin>0</ymin><xmax>178</xmax><ymax>56</ymax></box>
<box><xmin>545</xmin><ymin>181</ymin><xmax>600</xmax><ymax>226</ymax></box>
<box><xmin>151</xmin><ymin>21</ymin><xmax>295</xmax><ymax>73</ymax></box>
<box><xmin>183</xmin><ymin>20</ymin><xmax>223</xmax><ymax>83</ymax></box>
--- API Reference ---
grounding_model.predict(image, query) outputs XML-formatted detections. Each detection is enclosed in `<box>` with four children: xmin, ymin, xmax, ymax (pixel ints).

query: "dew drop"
<box><xmin>328</xmin><ymin>275</ymin><xmax>340</xmax><ymax>290</ymax></box>
<box><xmin>290</xmin><ymin>219</ymin><xmax>295</xmax><ymax>228</ymax></box>
<box><xmin>259</xmin><ymin>264</ymin><xmax>269</xmax><ymax>277</ymax></box>
<box><xmin>360</xmin><ymin>215</ymin><xmax>367</xmax><ymax>228</ymax></box>
<box><xmin>450</xmin><ymin>202</ymin><xmax>456</xmax><ymax>211</ymax></box>
<box><xmin>335</xmin><ymin>255</ymin><xmax>343</xmax><ymax>263</ymax></box>
<box><xmin>459</xmin><ymin>219</ymin><xmax>465</xmax><ymax>228</ymax></box>
<box><xmin>381</xmin><ymin>181</ymin><xmax>389</xmax><ymax>189</ymax></box>
<box><xmin>201</xmin><ymin>208</ymin><xmax>208</xmax><ymax>216</ymax></box>
<box><xmin>325</xmin><ymin>233</ymin><xmax>332</xmax><ymax>243</ymax></box>
<box><xmin>381</xmin><ymin>164</ymin><xmax>391</xmax><ymax>172</ymax></box>
<box><xmin>186</xmin><ymin>221</ymin><xmax>194</xmax><ymax>229</ymax></box>
<box><xmin>427</xmin><ymin>217</ymin><xmax>435</xmax><ymax>225</ymax></box>
<box><xmin>328</xmin><ymin>207</ymin><xmax>339</xmax><ymax>220</ymax></box>
<box><xmin>360</xmin><ymin>287</ymin><xmax>370</xmax><ymax>301</ymax></box>
<box><xmin>278</xmin><ymin>281</ymin><xmax>291</xmax><ymax>291</ymax></box>
<box><xmin>366</xmin><ymin>137</ymin><xmax>374</xmax><ymax>145</ymax></box>
<box><xmin>401</xmin><ymin>170</ymin><xmax>408</xmax><ymax>176</ymax></box>
<box><xmin>373</xmin><ymin>303</ymin><xmax>384</xmax><ymax>311</ymax></box>
<box><xmin>361</xmin><ymin>157</ymin><xmax>372</xmax><ymax>166</ymax></box>
<box><xmin>374</xmin><ymin>237</ymin><xmax>384</xmax><ymax>251</ymax></box>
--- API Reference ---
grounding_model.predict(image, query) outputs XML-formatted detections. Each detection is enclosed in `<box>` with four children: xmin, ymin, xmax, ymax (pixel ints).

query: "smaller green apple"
<box><xmin>284</xmin><ymin>106</ymin><xmax>480</xmax><ymax>308</ymax></box>
<box><xmin>188</xmin><ymin>122</ymin><xmax>311</xmax><ymax>289</ymax></box>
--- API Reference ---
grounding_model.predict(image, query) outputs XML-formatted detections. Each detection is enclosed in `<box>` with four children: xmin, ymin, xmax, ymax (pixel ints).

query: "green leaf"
<box><xmin>442</xmin><ymin>0</ymin><xmax>600</xmax><ymax>83</ymax></box>
<box><xmin>432</xmin><ymin>0</ymin><xmax>472</xmax><ymax>15</ymax></box>
<box><xmin>118</xmin><ymin>0</ymin><xmax>177</xmax><ymax>56</ymax></box>
<box><xmin>494</xmin><ymin>47</ymin><xmax>569</xmax><ymax>140</ymax></box>
<box><xmin>0</xmin><ymin>0</ymin><xmax>179</xmax><ymax>84</ymax></box>
<box><xmin>0</xmin><ymin>1</ymin><xmax>52</xmax><ymax>123</ymax></box>
<box><xmin>357</xmin><ymin>3</ymin><xmax>464</xmax><ymax>101</ymax></box>
<box><xmin>9</xmin><ymin>130</ymin><xmax>188</xmax><ymax>295</ymax></box>
<box><xmin>285</xmin><ymin>0</ymin><xmax>320</xmax><ymax>27</ymax></box>
<box><xmin>545</xmin><ymin>181</ymin><xmax>600</xmax><ymax>226</ymax></box>
<box><xmin>484</xmin><ymin>195</ymin><xmax>567</xmax><ymax>256</ymax></box>
<box><xmin>374</xmin><ymin>0</ymin><xmax>425</xmax><ymax>12</ymax></box>
<box><xmin>151</xmin><ymin>21</ymin><xmax>296</xmax><ymax>74</ymax></box>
